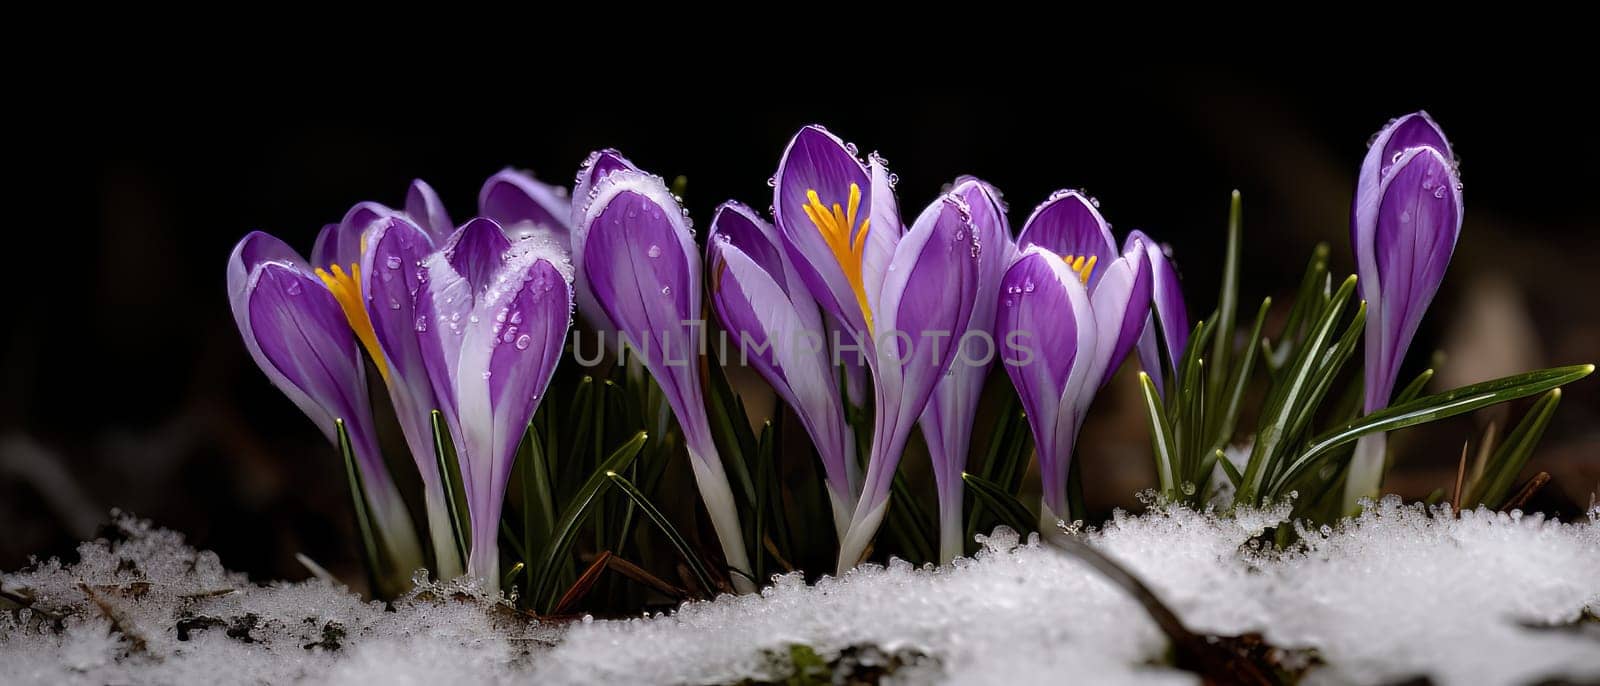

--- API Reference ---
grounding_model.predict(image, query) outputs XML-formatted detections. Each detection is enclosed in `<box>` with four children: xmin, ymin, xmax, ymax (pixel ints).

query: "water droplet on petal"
<box><xmin>647</xmin><ymin>244</ymin><xmax>662</xmax><ymax>258</ymax></box>
<box><xmin>660</xmin><ymin>285</ymin><xmax>672</xmax><ymax>296</ymax></box>
<box><xmin>386</xmin><ymin>256</ymin><xmax>402</xmax><ymax>270</ymax></box>
<box><xmin>515</xmin><ymin>334</ymin><xmax>532</xmax><ymax>350</ymax></box>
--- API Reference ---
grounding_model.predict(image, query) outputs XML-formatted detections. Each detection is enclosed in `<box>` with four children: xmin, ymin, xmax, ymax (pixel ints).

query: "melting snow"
<box><xmin>4</xmin><ymin>498</ymin><xmax>1598</xmax><ymax>685</ymax></box>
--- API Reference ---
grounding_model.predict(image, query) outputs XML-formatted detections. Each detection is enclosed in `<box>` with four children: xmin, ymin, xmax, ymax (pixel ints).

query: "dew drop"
<box><xmin>285</xmin><ymin>280</ymin><xmax>303</xmax><ymax>296</ymax></box>
<box><xmin>844</xmin><ymin>142</ymin><xmax>859</xmax><ymax>156</ymax></box>
<box><xmin>647</xmin><ymin>244</ymin><xmax>662</xmax><ymax>258</ymax></box>
<box><xmin>385</xmin><ymin>256</ymin><xmax>403</xmax><ymax>270</ymax></box>
<box><xmin>515</xmin><ymin>334</ymin><xmax>532</xmax><ymax>350</ymax></box>
<box><xmin>660</xmin><ymin>285</ymin><xmax>672</xmax><ymax>296</ymax></box>
<box><xmin>389</xmin><ymin>299</ymin><xmax>401</xmax><ymax>310</ymax></box>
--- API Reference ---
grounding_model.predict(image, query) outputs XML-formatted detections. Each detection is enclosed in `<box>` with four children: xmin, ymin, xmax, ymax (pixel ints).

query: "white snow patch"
<box><xmin>4</xmin><ymin>499</ymin><xmax>1598</xmax><ymax>685</ymax></box>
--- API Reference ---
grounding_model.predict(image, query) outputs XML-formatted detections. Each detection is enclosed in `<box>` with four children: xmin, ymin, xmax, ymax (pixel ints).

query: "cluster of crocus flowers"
<box><xmin>229</xmin><ymin>172</ymin><xmax>574</xmax><ymax>593</ymax></box>
<box><xmin>1343</xmin><ymin>111</ymin><xmax>1463</xmax><ymax>513</ymax></box>
<box><xmin>232</xmin><ymin>124</ymin><xmax>1202</xmax><ymax>592</ymax></box>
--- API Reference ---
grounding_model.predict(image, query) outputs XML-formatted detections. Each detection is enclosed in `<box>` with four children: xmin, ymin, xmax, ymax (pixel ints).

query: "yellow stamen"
<box><xmin>1061</xmin><ymin>254</ymin><xmax>1097</xmax><ymax>285</ymax></box>
<box><xmin>802</xmin><ymin>183</ymin><xmax>873</xmax><ymax>332</ymax></box>
<box><xmin>316</xmin><ymin>263</ymin><xmax>391</xmax><ymax>384</ymax></box>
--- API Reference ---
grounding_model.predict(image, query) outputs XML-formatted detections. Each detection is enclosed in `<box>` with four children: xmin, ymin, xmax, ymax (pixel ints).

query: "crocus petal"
<box><xmin>578</xmin><ymin>166</ymin><xmax>753</xmax><ymax>590</ymax></box>
<box><xmin>709</xmin><ymin>239</ymin><xmax>857</xmax><ymax>526</ymax></box>
<box><xmin>1086</xmin><ymin>242</ymin><xmax>1153</xmax><ymax>388</ymax></box>
<box><xmin>708</xmin><ymin>201</ymin><xmax>811</xmax><ymax>299</ymax></box>
<box><xmin>998</xmin><ymin>246</ymin><xmax>1095</xmax><ymax>516</ymax></box>
<box><xmin>860</xmin><ymin>152</ymin><xmax>903</xmax><ymax>317</ymax></box>
<box><xmin>571</xmin><ymin>148</ymin><xmax>641</xmax><ymax>227</ymax></box>
<box><xmin>360</xmin><ymin>217</ymin><xmax>460</xmax><ymax>576</ymax></box>
<box><xmin>405</xmin><ymin>179</ymin><xmax>454</xmax><ymax>243</ymax></box>
<box><xmin>839</xmin><ymin>193</ymin><xmax>980</xmax><ymax>571</ymax></box>
<box><xmin>1353</xmin><ymin>111</ymin><xmax>1452</xmax><ymax>306</ymax></box>
<box><xmin>479</xmin><ymin>169</ymin><xmax>572</xmax><ymax>244</ymax></box>
<box><xmin>1016</xmin><ymin>190</ymin><xmax>1118</xmax><ymax>289</ymax></box>
<box><xmin>314</xmin><ymin>202</ymin><xmax>396</xmax><ymax>269</ymax></box>
<box><xmin>242</xmin><ymin>261</ymin><xmax>420</xmax><ymax>566</ymax></box>
<box><xmin>774</xmin><ymin>125</ymin><xmax>875</xmax><ymax>336</ymax></box>
<box><xmin>1125</xmin><ymin>230</ymin><xmax>1188</xmax><ymax>376</ymax></box>
<box><xmin>453</xmin><ymin>246</ymin><xmax>573</xmax><ymax>587</ymax></box>
<box><xmin>578</xmin><ymin>174</ymin><xmax>707</xmax><ymax>448</ymax></box>
<box><xmin>361</xmin><ymin>217</ymin><xmax>439</xmax><ymax>465</ymax></box>
<box><xmin>917</xmin><ymin>177</ymin><xmax>1014</xmax><ymax>562</ymax></box>
<box><xmin>1366</xmin><ymin>146</ymin><xmax>1461</xmax><ymax>411</ymax></box>
<box><xmin>228</xmin><ymin>232</ymin><xmax>306</xmax><ymax>332</ymax></box>
<box><xmin>416</xmin><ymin>218</ymin><xmax>514</xmax><ymax>460</ymax></box>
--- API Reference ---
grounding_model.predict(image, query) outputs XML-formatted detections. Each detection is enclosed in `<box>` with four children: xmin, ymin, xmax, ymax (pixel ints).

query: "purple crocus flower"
<box><xmin>574</xmin><ymin>162</ymin><xmax>756</xmax><ymax>592</ymax></box>
<box><xmin>707</xmin><ymin>201</ymin><xmax>861</xmax><ymax>535</ymax></box>
<box><xmin>415</xmin><ymin>218</ymin><xmax>573</xmax><ymax>592</ymax></box>
<box><xmin>770</xmin><ymin>126</ymin><xmax>982</xmax><ymax>573</ymax></box>
<box><xmin>357</xmin><ymin>216</ymin><xmax>464</xmax><ymax>578</ymax></box>
<box><xmin>226</xmin><ymin>232</ymin><xmax>425</xmax><ymax>578</ymax></box>
<box><xmin>347</xmin><ymin>171</ymin><xmax>572</xmax><ymax>581</ymax></box>
<box><xmin>915</xmin><ymin>177</ymin><xmax>1016</xmax><ymax>563</ymax></box>
<box><xmin>1343</xmin><ymin>112</ymin><xmax>1462</xmax><ymax>513</ymax></box>
<box><xmin>1126</xmin><ymin>231</ymin><xmax>1189</xmax><ymax>395</ymax></box>
<box><xmin>1001</xmin><ymin>191</ymin><xmax>1152</xmax><ymax>525</ymax></box>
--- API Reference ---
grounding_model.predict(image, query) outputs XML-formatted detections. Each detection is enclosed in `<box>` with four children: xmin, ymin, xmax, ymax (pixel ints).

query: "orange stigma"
<box><xmin>801</xmin><ymin>183</ymin><xmax>873</xmax><ymax>332</ymax></box>
<box><xmin>315</xmin><ymin>262</ymin><xmax>390</xmax><ymax>384</ymax></box>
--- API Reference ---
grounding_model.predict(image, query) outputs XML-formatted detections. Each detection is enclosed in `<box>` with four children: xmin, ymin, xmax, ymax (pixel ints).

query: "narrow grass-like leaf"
<box><xmin>1207</xmin><ymin>191</ymin><xmax>1242</xmax><ymax>406</ymax></box>
<box><xmin>752</xmin><ymin>420</ymin><xmax>778</xmax><ymax>582</ymax></box>
<box><xmin>1138</xmin><ymin>372</ymin><xmax>1179</xmax><ymax>497</ymax></box>
<box><xmin>1278</xmin><ymin>366</ymin><xmax>1593</xmax><ymax>493</ymax></box>
<box><xmin>1215</xmin><ymin>449</ymin><xmax>1243</xmax><ymax>488</ymax></box>
<box><xmin>1267</xmin><ymin>244</ymin><xmax>1330</xmax><ymax>372</ymax></box>
<box><xmin>1393</xmin><ymin>369</ymin><xmax>1435</xmax><ymax>405</ymax></box>
<box><xmin>1469</xmin><ymin>389</ymin><xmax>1562</xmax><ymax>508</ymax></box>
<box><xmin>336</xmin><ymin>419</ymin><xmax>384</xmax><ymax>597</ymax></box>
<box><xmin>1239</xmin><ymin>275</ymin><xmax>1357</xmax><ymax>504</ymax></box>
<box><xmin>1210</xmin><ymin>298</ymin><xmax>1270</xmax><ymax>450</ymax></box>
<box><xmin>531</xmin><ymin>430</ymin><xmax>649</xmax><ymax>612</ymax></box>
<box><xmin>605</xmin><ymin>470</ymin><xmax>719</xmax><ymax>597</ymax></box>
<box><xmin>501</xmin><ymin>562</ymin><xmax>525</xmax><ymax>590</ymax></box>
<box><xmin>968</xmin><ymin>397</ymin><xmax>1029</xmax><ymax>541</ymax></box>
<box><xmin>429</xmin><ymin>410</ymin><xmax>471</xmax><ymax>570</ymax></box>
<box><xmin>962</xmin><ymin>472</ymin><xmax>1034</xmax><ymax>535</ymax></box>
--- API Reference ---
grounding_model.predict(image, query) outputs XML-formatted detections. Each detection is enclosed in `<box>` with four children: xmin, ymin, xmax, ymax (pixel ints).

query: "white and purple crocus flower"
<box><xmin>766</xmin><ymin>126</ymin><xmax>983</xmax><ymax>572</ymax></box>
<box><xmin>1343</xmin><ymin>112</ymin><xmax>1463</xmax><ymax>513</ymax></box>
<box><xmin>229</xmin><ymin>172</ymin><xmax>574</xmax><ymax>592</ymax></box>
<box><xmin>572</xmin><ymin>152</ymin><xmax>758</xmax><ymax>592</ymax></box>
<box><xmin>998</xmin><ymin>191</ymin><xmax>1154</xmax><ymax>527</ymax></box>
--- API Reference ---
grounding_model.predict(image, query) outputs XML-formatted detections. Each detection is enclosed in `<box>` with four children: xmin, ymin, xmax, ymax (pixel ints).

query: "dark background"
<box><xmin>6</xmin><ymin>65</ymin><xmax>1597</xmax><ymax>583</ymax></box>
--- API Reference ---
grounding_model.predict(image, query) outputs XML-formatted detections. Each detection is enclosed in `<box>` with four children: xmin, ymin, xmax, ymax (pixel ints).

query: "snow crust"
<box><xmin>4</xmin><ymin>498</ymin><xmax>1598</xmax><ymax>685</ymax></box>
